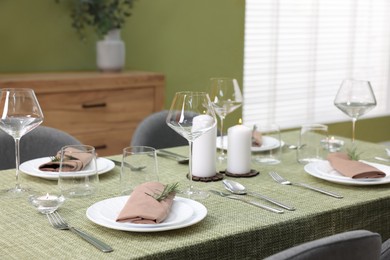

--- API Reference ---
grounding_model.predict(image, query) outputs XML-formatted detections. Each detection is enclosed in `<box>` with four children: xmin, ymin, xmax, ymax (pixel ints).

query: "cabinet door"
<box><xmin>38</xmin><ymin>87</ymin><xmax>157</xmax><ymax>155</ymax></box>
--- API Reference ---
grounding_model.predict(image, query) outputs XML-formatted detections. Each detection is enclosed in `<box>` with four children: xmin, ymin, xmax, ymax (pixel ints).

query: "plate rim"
<box><xmin>216</xmin><ymin>135</ymin><xmax>283</xmax><ymax>152</ymax></box>
<box><xmin>86</xmin><ymin>196</ymin><xmax>207</xmax><ymax>232</ymax></box>
<box><xmin>304</xmin><ymin>160</ymin><xmax>390</xmax><ymax>186</ymax></box>
<box><xmin>20</xmin><ymin>157</ymin><xmax>115</xmax><ymax>180</ymax></box>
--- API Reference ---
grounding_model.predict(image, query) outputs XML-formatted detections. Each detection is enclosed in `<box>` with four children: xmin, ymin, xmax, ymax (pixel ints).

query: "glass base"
<box><xmin>181</xmin><ymin>188</ymin><xmax>209</xmax><ymax>200</ymax></box>
<box><xmin>61</xmin><ymin>187</ymin><xmax>96</xmax><ymax>198</ymax></box>
<box><xmin>254</xmin><ymin>157</ymin><xmax>281</xmax><ymax>165</ymax></box>
<box><xmin>217</xmin><ymin>153</ymin><xmax>227</xmax><ymax>161</ymax></box>
<box><xmin>1</xmin><ymin>185</ymin><xmax>31</xmax><ymax>198</ymax></box>
<box><xmin>297</xmin><ymin>158</ymin><xmax>323</xmax><ymax>165</ymax></box>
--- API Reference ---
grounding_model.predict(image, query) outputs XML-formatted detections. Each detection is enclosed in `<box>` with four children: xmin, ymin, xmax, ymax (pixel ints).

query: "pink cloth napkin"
<box><xmin>116</xmin><ymin>182</ymin><xmax>175</xmax><ymax>224</ymax></box>
<box><xmin>252</xmin><ymin>130</ymin><xmax>263</xmax><ymax>147</ymax></box>
<box><xmin>327</xmin><ymin>152</ymin><xmax>386</xmax><ymax>179</ymax></box>
<box><xmin>39</xmin><ymin>147</ymin><xmax>93</xmax><ymax>172</ymax></box>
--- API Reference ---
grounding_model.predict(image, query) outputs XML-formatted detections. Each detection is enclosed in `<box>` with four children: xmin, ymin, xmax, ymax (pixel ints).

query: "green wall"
<box><xmin>0</xmin><ymin>0</ymin><xmax>388</xmax><ymax>143</ymax></box>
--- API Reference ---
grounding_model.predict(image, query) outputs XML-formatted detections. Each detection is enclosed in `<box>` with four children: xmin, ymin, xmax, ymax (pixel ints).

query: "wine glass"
<box><xmin>166</xmin><ymin>91</ymin><xmax>217</xmax><ymax>200</ymax></box>
<box><xmin>334</xmin><ymin>79</ymin><xmax>377</xmax><ymax>143</ymax></box>
<box><xmin>209</xmin><ymin>78</ymin><xmax>243</xmax><ymax>160</ymax></box>
<box><xmin>0</xmin><ymin>88</ymin><xmax>44</xmax><ymax>195</ymax></box>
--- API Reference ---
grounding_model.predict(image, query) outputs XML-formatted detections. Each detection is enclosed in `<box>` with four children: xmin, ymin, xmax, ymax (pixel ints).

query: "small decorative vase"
<box><xmin>96</xmin><ymin>29</ymin><xmax>125</xmax><ymax>72</ymax></box>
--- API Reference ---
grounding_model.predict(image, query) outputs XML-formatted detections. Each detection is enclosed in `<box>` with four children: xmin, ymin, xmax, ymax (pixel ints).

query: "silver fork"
<box><xmin>268</xmin><ymin>171</ymin><xmax>343</xmax><ymax>199</ymax></box>
<box><xmin>47</xmin><ymin>212</ymin><xmax>113</xmax><ymax>253</ymax></box>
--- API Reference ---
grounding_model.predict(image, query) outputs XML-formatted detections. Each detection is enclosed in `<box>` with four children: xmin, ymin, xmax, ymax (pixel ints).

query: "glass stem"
<box><xmin>188</xmin><ymin>140</ymin><xmax>194</xmax><ymax>194</ymax></box>
<box><xmin>14</xmin><ymin>138</ymin><xmax>21</xmax><ymax>191</ymax></box>
<box><xmin>219</xmin><ymin>117</ymin><xmax>225</xmax><ymax>157</ymax></box>
<box><xmin>352</xmin><ymin>118</ymin><xmax>357</xmax><ymax>143</ymax></box>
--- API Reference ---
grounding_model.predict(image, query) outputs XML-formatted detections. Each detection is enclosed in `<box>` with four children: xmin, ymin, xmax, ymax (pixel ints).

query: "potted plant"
<box><xmin>55</xmin><ymin>0</ymin><xmax>136</xmax><ymax>71</ymax></box>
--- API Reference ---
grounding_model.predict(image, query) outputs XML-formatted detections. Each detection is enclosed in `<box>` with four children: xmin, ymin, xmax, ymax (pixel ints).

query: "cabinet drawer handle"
<box><xmin>82</xmin><ymin>102</ymin><xmax>107</xmax><ymax>109</ymax></box>
<box><xmin>94</xmin><ymin>144</ymin><xmax>107</xmax><ymax>150</ymax></box>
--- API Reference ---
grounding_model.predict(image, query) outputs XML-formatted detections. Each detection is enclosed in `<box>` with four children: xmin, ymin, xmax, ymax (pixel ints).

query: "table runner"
<box><xmin>1</xmin><ymin>131</ymin><xmax>390</xmax><ymax>259</ymax></box>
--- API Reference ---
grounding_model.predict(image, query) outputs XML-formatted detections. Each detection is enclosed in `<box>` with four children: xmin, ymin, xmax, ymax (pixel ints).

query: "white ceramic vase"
<box><xmin>96</xmin><ymin>29</ymin><xmax>125</xmax><ymax>72</ymax></box>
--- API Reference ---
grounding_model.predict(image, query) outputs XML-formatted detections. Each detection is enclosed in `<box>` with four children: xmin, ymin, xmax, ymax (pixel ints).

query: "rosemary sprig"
<box><xmin>146</xmin><ymin>183</ymin><xmax>179</xmax><ymax>202</ymax></box>
<box><xmin>50</xmin><ymin>155</ymin><xmax>79</xmax><ymax>162</ymax></box>
<box><xmin>347</xmin><ymin>147</ymin><xmax>363</xmax><ymax>161</ymax></box>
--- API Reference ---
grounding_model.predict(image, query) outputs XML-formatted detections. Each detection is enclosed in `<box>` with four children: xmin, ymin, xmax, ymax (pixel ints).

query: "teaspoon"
<box><xmin>222</xmin><ymin>179</ymin><xmax>295</xmax><ymax>211</ymax></box>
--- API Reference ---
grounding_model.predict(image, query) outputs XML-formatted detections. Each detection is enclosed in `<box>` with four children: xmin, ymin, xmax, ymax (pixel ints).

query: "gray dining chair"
<box><xmin>131</xmin><ymin>110</ymin><xmax>221</xmax><ymax>150</ymax></box>
<box><xmin>0</xmin><ymin>126</ymin><xmax>82</xmax><ymax>170</ymax></box>
<box><xmin>130</xmin><ymin>110</ymin><xmax>188</xmax><ymax>149</ymax></box>
<box><xmin>263</xmin><ymin>230</ymin><xmax>383</xmax><ymax>260</ymax></box>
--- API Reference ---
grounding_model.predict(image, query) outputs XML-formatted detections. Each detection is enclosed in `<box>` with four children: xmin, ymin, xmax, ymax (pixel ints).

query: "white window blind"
<box><xmin>243</xmin><ymin>0</ymin><xmax>390</xmax><ymax>129</ymax></box>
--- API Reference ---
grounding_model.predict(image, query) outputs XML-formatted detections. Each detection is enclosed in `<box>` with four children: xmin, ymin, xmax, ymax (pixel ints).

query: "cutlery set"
<box><xmin>211</xmin><ymin>171</ymin><xmax>343</xmax><ymax>214</ymax></box>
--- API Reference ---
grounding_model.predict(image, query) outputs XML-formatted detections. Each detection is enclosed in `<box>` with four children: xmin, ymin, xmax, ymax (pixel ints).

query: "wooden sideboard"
<box><xmin>0</xmin><ymin>71</ymin><xmax>165</xmax><ymax>156</ymax></box>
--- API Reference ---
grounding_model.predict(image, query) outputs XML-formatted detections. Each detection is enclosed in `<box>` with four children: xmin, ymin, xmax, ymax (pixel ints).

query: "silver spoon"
<box><xmin>222</xmin><ymin>179</ymin><xmax>295</xmax><ymax>211</ymax></box>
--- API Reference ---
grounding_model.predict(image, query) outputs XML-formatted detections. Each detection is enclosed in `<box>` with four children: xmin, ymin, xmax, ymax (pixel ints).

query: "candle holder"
<box><xmin>28</xmin><ymin>193</ymin><xmax>65</xmax><ymax>214</ymax></box>
<box><xmin>321</xmin><ymin>137</ymin><xmax>345</xmax><ymax>152</ymax></box>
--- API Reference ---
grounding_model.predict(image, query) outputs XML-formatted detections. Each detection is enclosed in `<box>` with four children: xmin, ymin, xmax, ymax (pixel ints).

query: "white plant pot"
<box><xmin>96</xmin><ymin>29</ymin><xmax>125</xmax><ymax>72</ymax></box>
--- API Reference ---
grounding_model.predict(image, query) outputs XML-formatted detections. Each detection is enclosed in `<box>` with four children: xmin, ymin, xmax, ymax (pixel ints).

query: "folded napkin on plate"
<box><xmin>252</xmin><ymin>130</ymin><xmax>263</xmax><ymax>147</ymax></box>
<box><xmin>116</xmin><ymin>182</ymin><xmax>175</xmax><ymax>224</ymax></box>
<box><xmin>39</xmin><ymin>147</ymin><xmax>93</xmax><ymax>172</ymax></box>
<box><xmin>327</xmin><ymin>152</ymin><xmax>386</xmax><ymax>179</ymax></box>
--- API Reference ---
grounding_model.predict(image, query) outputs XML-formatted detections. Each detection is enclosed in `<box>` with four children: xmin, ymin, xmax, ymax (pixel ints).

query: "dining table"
<box><xmin>1</xmin><ymin>130</ymin><xmax>390</xmax><ymax>259</ymax></box>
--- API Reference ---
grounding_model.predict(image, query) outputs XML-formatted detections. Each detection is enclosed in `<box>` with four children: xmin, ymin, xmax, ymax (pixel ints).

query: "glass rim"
<box><xmin>0</xmin><ymin>88</ymin><xmax>35</xmax><ymax>93</ymax></box>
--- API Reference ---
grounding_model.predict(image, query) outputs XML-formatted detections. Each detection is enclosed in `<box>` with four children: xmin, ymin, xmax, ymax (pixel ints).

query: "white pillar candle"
<box><xmin>192</xmin><ymin>115</ymin><xmax>217</xmax><ymax>177</ymax></box>
<box><xmin>227</xmin><ymin>124</ymin><xmax>252</xmax><ymax>174</ymax></box>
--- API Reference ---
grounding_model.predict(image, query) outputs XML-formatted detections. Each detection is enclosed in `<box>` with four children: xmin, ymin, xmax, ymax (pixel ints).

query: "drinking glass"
<box><xmin>0</xmin><ymin>88</ymin><xmax>43</xmax><ymax>194</ymax></box>
<box><xmin>252</xmin><ymin>123</ymin><xmax>282</xmax><ymax>165</ymax></box>
<box><xmin>209</xmin><ymin>78</ymin><xmax>243</xmax><ymax>160</ymax></box>
<box><xmin>334</xmin><ymin>79</ymin><xmax>377</xmax><ymax>143</ymax></box>
<box><xmin>166</xmin><ymin>91</ymin><xmax>217</xmax><ymax>199</ymax></box>
<box><xmin>120</xmin><ymin>146</ymin><xmax>159</xmax><ymax>195</ymax></box>
<box><xmin>58</xmin><ymin>145</ymin><xmax>99</xmax><ymax>198</ymax></box>
<box><xmin>297</xmin><ymin>124</ymin><xmax>328</xmax><ymax>164</ymax></box>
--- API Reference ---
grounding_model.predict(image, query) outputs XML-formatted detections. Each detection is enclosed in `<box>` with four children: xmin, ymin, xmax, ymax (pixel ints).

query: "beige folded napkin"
<box><xmin>327</xmin><ymin>152</ymin><xmax>386</xmax><ymax>179</ymax></box>
<box><xmin>39</xmin><ymin>147</ymin><xmax>93</xmax><ymax>172</ymax></box>
<box><xmin>116</xmin><ymin>182</ymin><xmax>175</xmax><ymax>224</ymax></box>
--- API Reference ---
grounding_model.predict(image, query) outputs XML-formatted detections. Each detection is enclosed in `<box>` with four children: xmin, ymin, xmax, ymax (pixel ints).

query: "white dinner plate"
<box><xmin>86</xmin><ymin>196</ymin><xmax>207</xmax><ymax>232</ymax></box>
<box><xmin>216</xmin><ymin>135</ymin><xmax>283</xmax><ymax>152</ymax></box>
<box><xmin>20</xmin><ymin>157</ymin><xmax>115</xmax><ymax>180</ymax></box>
<box><xmin>304</xmin><ymin>160</ymin><xmax>390</xmax><ymax>186</ymax></box>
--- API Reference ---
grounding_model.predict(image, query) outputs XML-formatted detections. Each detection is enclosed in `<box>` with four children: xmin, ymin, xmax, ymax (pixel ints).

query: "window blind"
<box><xmin>243</xmin><ymin>0</ymin><xmax>390</xmax><ymax>129</ymax></box>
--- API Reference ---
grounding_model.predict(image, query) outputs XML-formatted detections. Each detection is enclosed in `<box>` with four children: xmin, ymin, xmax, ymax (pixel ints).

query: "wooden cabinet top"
<box><xmin>0</xmin><ymin>71</ymin><xmax>165</xmax><ymax>93</ymax></box>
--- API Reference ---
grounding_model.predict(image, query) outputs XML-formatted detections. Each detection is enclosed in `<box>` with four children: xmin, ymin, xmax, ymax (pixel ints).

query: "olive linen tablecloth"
<box><xmin>1</xmin><ymin>132</ymin><xmax>390</xmax><ymax>259</ymax></box>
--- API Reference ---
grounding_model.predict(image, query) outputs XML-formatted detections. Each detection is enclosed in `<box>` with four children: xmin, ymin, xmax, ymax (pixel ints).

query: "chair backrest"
<box><xmin>0</xmin><ymin>126</ymin><xmax>82</xmax><ymax>170</ymax></box>
<box><xmin>130</xmin><ymin>110</ymin><xmax>188</xmax><ymax>149</ymax></box>
<box><xmin>264</xmin><ymin>230</ymin><xmax>382</xmax><ymax>260</ymax></box>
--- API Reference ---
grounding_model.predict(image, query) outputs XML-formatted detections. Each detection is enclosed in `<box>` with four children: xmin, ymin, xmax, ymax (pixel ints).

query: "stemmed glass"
<box><xmin>0</xmin><ymin>88</ymin><xmax>44</xmax><ymax>194</ymax></box>
<box><xmin>209</xmin><ymin>78</ymin><xmax>243</xmax><ymax>160</ymax></box>
<box><xmin>334</xmin><ymin>79</ymin><xmax>377</xmax><ymax>143</ymax></box>
<box><xmin>166</xmin><ymin>92</ymin><xmax>216</xmax><ymax>199</ymax></box>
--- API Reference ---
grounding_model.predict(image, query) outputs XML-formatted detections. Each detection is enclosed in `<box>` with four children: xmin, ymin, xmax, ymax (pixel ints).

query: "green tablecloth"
<box><xmin>1</xmin><ymin>132</ymin><xmax>390</xmax><ymax>259</ymax></box>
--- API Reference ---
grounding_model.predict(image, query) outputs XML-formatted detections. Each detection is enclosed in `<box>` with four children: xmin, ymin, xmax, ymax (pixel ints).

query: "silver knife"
<box><xmin>246</xmin><ymin>191</ymin><xmax>295</xmax><ymax>211</ymax></box>
<box><xmin>296</xmin><ymin>183</ymin><xmax>343</xmax><ymax>199</ymax></box>
<box><xmin>209</xmin><ymin>190</ymin><xmax>284</xmax><ymax>214</ymax></box>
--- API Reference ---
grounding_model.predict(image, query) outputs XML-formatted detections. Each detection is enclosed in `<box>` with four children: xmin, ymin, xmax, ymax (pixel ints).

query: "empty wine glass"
<box><xmin>209</xmin><ymin>78</ymin><xmax>243</xmax><ymax>160</ymax></box>
<box><xmin>166</xmin><ymin>91</ymin><xmax>216</xmax><ymax>200</ymax></box>
<box><xmin>0</xmin><ymin>88</ymin><xmax>44</xmax><ymax>195</ymax></box>
<box><xmin>334</xmin><ymin>79</ymin><xmax>377</xmax><ymax>143</ymax></box>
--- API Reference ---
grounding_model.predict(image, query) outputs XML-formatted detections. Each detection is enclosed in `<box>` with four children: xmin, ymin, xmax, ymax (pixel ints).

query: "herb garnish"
<box><xmin>347</xmin><ymin>147</ymin><xmax>362</xmax><ymax>161</ymax></box>
<box><xmin>146</xmin><ymin>183</ymin><xmax>179</xmax><ymax>202</ymax></box>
